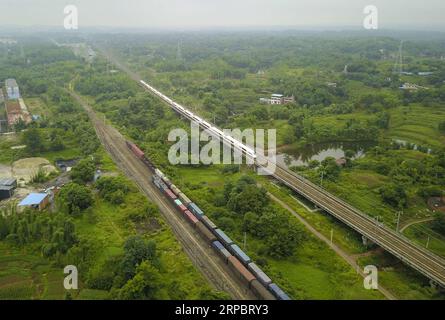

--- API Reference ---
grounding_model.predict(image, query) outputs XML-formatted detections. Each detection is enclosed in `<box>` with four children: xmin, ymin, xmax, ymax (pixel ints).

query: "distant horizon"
<box><xmin>1</xmin><ymin>0</ymin><xmax>444</xmax><ymax>32</ymax></box>
<box><xmin>0</xmin><ymin>24</ymin><xmax>444</xmax><ymax>34</ymax></box>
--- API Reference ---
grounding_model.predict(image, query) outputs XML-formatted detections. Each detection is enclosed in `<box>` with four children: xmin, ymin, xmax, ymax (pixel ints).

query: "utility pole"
<box><xmin>330</xmin><ymin>229</ymin><xmax>333</xmax><ymax>245</ymax></box>
<box><xmin>320</xmin><ymin>170</ymin><xmax>324</xmax><ymax>187</ymax></box>
<box><xmin>243</xmin><ymin>231</ymin><xmax>247</xmax><ymax>250</ymax></box>
<box><xmin>396</xmin><ymin>210</ymin><xmax>402</xmax><ymax>232</ymax></box>
<box><xmin>426</xmin><ymin>236</ymin><xmax>430</xmax><ymax>249</ymax></box>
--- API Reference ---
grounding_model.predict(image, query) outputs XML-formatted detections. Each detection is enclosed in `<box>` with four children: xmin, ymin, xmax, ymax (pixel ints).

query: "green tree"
<box><xmin>23</xmin><ymin>128</ymin><xmax>44</xmax><ymax>154</ymax></box>
<box><xmin>379</xmin><ymin>183</ymin><xmax>407</xmax><ymax>208</ymax></box>
<box><xmin>71</xmin><ymin>159</ymin><xmax>96</xmax><ymax>184</ymax></box>
<box><xmin>117</xmin><ymin>261</ymin><xmax>163</xmax><ymax>300</ymax></box>
<box><xmin>121</xmin><ymin>236</ymin><xmax>159</xmax><ymax>280</ymax></box>
<box><xmin>59</xmin><ymin>183</ymin><xmax>94</xmax><ymax>215</ymax></box>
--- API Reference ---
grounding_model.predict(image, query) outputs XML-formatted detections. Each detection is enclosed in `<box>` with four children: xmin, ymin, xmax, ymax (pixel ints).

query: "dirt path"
<box><xmin>400</xmin><ymin>218</ymin><xmax>435</xmax><ymax>233</ymax></box>
<box><xmin>268</xmin><ymin>192</ymin><xmax>397</xmax><ymax>300</ymax></box>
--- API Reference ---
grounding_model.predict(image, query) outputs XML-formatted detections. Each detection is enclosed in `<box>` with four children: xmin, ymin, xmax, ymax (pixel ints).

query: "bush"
<box><xmin>71</xmin><ymin>159</ymin><xmax>96</xmax><ymax>184</ymax></box>
<box><xmin>59</xmin><ymin>183</ymin><xmax>94</xmax><ymax>215</ymax></box>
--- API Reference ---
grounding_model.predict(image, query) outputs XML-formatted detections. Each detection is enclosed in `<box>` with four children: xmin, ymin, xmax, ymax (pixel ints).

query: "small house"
<box><xmin>0</xmin><ymin>178</ymin><xmax>17</xmax><ymax>201</ymax></box>
<box><xmin>18</xmin><ymin>193</ymin><xmax>50</xmax><ymax>211</ymax></box>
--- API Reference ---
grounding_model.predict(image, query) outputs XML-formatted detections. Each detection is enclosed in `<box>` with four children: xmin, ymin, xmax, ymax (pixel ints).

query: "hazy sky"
<box><xmin>1</xmin><ymin>0</ymin><xmax>444</xmax><ymax>30</ymax></box>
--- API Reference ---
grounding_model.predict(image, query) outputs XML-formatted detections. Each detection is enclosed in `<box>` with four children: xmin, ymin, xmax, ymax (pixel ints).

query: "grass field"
<box><xmin>172</xmin><ymin>165</ymin><xmax>384</xmax><ymax>299</ymax></box>
<box><xmin>0</xmin><ymin>243</ymin><xmax>86</xmax><ymax>300</ymax></box>
<box><xmin>388</xmin><ymin>104</ymin><xmax>445</xmax><ymax>149</ymax></box>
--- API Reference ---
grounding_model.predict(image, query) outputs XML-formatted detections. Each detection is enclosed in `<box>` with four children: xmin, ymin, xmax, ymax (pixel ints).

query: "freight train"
<box><xmin>126</xmin><ymin>140</ymin><xmax>290</xmax><ymax>300</ymax></box>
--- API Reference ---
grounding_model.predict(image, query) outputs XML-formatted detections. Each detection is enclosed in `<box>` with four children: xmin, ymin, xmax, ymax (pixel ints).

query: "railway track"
<box><xmin>266</xmin><ymin>160</ymin><xmax>445</xmax><ymax>287</ymax></box>
<box><xmin>93</xmin><ymin>46</ymin><xmax>445</xmax><ymax>287</ymax></box>
<box><xmin>70</xmin><ymin>91</ymin><xmax>255</xmax><ymax>300</ymax></box>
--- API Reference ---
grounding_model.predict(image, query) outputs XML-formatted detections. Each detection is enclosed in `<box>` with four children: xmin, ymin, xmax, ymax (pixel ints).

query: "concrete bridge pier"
<box><xmin>362</xmin><ymin>235</ymin><xmax>375</xmax><ymax>247</ymax></box>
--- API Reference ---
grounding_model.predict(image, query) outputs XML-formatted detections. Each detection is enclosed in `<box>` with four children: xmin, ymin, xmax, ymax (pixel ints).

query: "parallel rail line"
<box><xmin>137</xmin><ymin>80</ymin><xmax>445</xmax><ymax>287</ymax></box>
<box><xmin>70</xmin><ymin>90</ymin><xmax>254</xmax><ymax>300</ymax></box>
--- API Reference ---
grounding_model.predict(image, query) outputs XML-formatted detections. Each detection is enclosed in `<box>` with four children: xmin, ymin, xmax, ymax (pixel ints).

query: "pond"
<box><xmin>276</xmin><ymin>141</ymin><xmax>377</xmax><ymax>168</ymax></box>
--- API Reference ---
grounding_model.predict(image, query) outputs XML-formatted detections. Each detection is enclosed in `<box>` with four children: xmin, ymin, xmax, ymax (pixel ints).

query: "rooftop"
<box><xmin>0</xmin><ymin>178</ymin><xmax>16</xmax><ymax>186</ymax></box>
<box><xmin>5</xmin><ymin>79</ymin><xmax>18</xmax><ymax>88</ymax></box>
<box><xmin>0</xmin><ymin>185</ymin><xmax>15</xmax><ymax>191</ymax></box>
<box><xmin>18</xmin><ymin>193</ymin><xmax>48</xmax><ymax>206</ymax></box>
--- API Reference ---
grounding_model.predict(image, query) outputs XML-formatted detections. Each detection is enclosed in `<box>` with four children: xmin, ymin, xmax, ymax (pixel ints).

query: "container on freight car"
<box><xmin>214</xmin><ymin>229</ymin><xmax>234</xmax><ymax>246</ymax></box>
<box><xmin>230</xmin><ymin>244</ymin><xmax>252</xmax><ymax>265</ymax></box>
<box><xmin>201</xmin><ymin>215</ymin><xmax>217</xmax><ymax>230</ymax></box>
<box><xmin>184</xmin><ymin>210</ymin><xmax>199</xmax><ymax>225</ymax></box>
<box><xmin>178</xmin><ymin>193</ymin><xmax>192</xmax><ymax>206</ymax></box>
<box><xmin>165</xmin><ymin>189</ymin><xmax>177</xmax><ymax>200</ymax></box>
<box><xmin>212</xmin><ymin>241</ymin><xmax>232</xmax><ymax>263</ymax></box>
<box><xmin>153</xmin><ymin>177</ymin><xmax>168</xmax><ymax>191</ymax></box>
<box><xmin>174</xmin><ymin>199</ymin><xmax>183</xmax><ymax>206</ymax></box>
<box><xmin>171</xmin><ymin>185</ymin><xmax>182</xmax><ymax>196</ymax></box>
<box><xmin>251</xmin><ymin>280</ymin><xmax>276</xmax><ymax>301</ymax></box>
<box><xmin>162</xmin><ymin>176</ymin><xmax>172</xmax><ymax>187</ymax></box>
<box><xmin>178</xmin><ymin>204</ymin><xmax>187</xmax><ymax>212</ymax></box>
<box><xmin>131</xmin><ymin>144</ymin><xmax>145</xmax><ymax>159</ymax></box>
<box><xmin>155</xmin><ymin>169</ymin><xmax>165</xmax><ymax>180</ymax></box>
<box><xmin>188</xmin><ymin>202</ymin><xmax>204</xmax><ymax>218</ymax></box>
<box><xmin>268</xmin><ymin>283</ymin><xmax>291</xmax><ymax>300</ymax></box>
<box><xmin>196</xmin><ymin>221</ymin><xmax>217</xmax><ymax>243</ymax></box>
<box><xmin>228</xmin><ymin>256</ymin><xmax>256</xmax><ymax>286</ymax></box>
<box><xmin>248</xmin><ymin>263</ymin><xmax>272</xmax><ymax>286</ymax></box>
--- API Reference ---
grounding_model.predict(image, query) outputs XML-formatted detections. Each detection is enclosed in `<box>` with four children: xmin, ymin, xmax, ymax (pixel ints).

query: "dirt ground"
<box><xmin>11</xmin><ymin>157</ymin><xmax>57</xmax><ymax>184</ymax></box>
<box><xmin>0</xmin><ymin>163</ymin><xmax>12</xmax><ymax>178</ymax></box>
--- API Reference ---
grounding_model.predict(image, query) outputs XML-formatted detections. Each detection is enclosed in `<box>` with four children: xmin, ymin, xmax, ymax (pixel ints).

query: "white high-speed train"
<box><xmin>140</xmin><ymin>80</ymin><xmax>257</xmax><ymax>160</ymax></box>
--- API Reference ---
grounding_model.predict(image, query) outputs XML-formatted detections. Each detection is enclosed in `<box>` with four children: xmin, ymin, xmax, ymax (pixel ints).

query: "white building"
<box><xmin>5</xmin><ymin>79</ymin><xmax>20</xmax><ymax>100</ymax></box>
<box><xmin>260</xmin><ymin>93</ymin><xmax>295</xmax><ymax>105</ymax></box>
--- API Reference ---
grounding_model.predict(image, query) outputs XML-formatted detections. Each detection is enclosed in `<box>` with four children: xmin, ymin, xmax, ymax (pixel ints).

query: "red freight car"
<box><xmin>165</xmin><ymin>189</ymin><xmax>177</xmax><ymax>200</ymax></box>
<box><xmin>184</xmin><ymin>210</ymin><xmax>198</xmax><ymax>225</ymax></box>
<box><xmin>126</xmin><ymin>141</ymin><xmax>145</xmax><ymax>159</ymax></box>
<box><xmin>228</xmin><ymin>255</ymin><xmax>256</xmax><ymax>287</ymax></box>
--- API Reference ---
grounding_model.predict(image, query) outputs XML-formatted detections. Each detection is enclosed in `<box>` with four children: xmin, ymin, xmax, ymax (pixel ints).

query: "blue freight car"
<box><xmin>214</xmin><ymin>229</ymin><xmax>234</xmax><ymax>247</ymax></box>
<box><xmin>188</xmin><ymin>202</ymin><xmax>204</xmax><ymax>218</ymax></box>
<box><xmin>230</xmin><ymin>244</ymin><xmax>252</xmax><ymax>265</ymax></box>
<box><xmin>268</xmin><ymin>283</ymin><xmax>291</xmax><ymax>300</ymax></box>
<box><xmin>248</xmin><ymin>263</ymin><xmax>272</xmax><ymax>286</ymax></box>
<box><xmin>212</xmin><ymin>241</ymin><xmax>232</xmax><ymax>263</ymax></box>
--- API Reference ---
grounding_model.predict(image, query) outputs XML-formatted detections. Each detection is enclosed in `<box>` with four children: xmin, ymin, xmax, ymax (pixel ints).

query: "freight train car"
<box><xmin>178</xmin><ymin>192</ymin><xmax>192</xmax><ymax>206</ymax></box>
<box><xmin>126</xmin><ymin>141</ymin><xmax>145</xmax><ymax>160</ymax></box>
<box><xmin>228</xmin><ymin>256</ymin><xmax>256</xmax><ymax>287</ymax></box>
<box><xmin>248</xmin><ymin>263</ymin><xmax>272</xmax><ymax>287</ymax></box>
<box><xmin>188</xmin><ymin>202</ymin><xmax>204</xmax><ymax>218</ymax></box>
<box><xmin>214</xmin><ymin>229</ymin><xmax>234</xmax><ymax>247</ymax></box>
<box><xmin>184</xmin><ymin>210</ymin><xmax>199</xmax><ymax>226</ymax></box>
<box><xmin>129</xmin><ymin>140</ymin><xmax>288</xmax><ymax>300</ymax></box>
<box><xmin>196</xmin><ymin>221</ymin><xmax>217</xmax><ymax>243</ymax></box>
<box><xmin>201</xmin><ymin>215</ymin><xmax>217</xmax><ymax>230</ymax></box>
<box><xmin>268</xmin><ymin>283</ymin><xmax>291</xmax><ymax>300</ymax></box>
<box><xmin>212</xmin><ymin>241</ymin><xmax>232</xmax><ymax>263</ymax></box>
<box><xmin>230</xmin><ymin>244</ymin><xmax>252</xmax><ymax>265</ymax></box>
<box><xmin>251</xmin><ymin>280</ymin><xmax>275</xmax><ymax>300</ymax></box>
